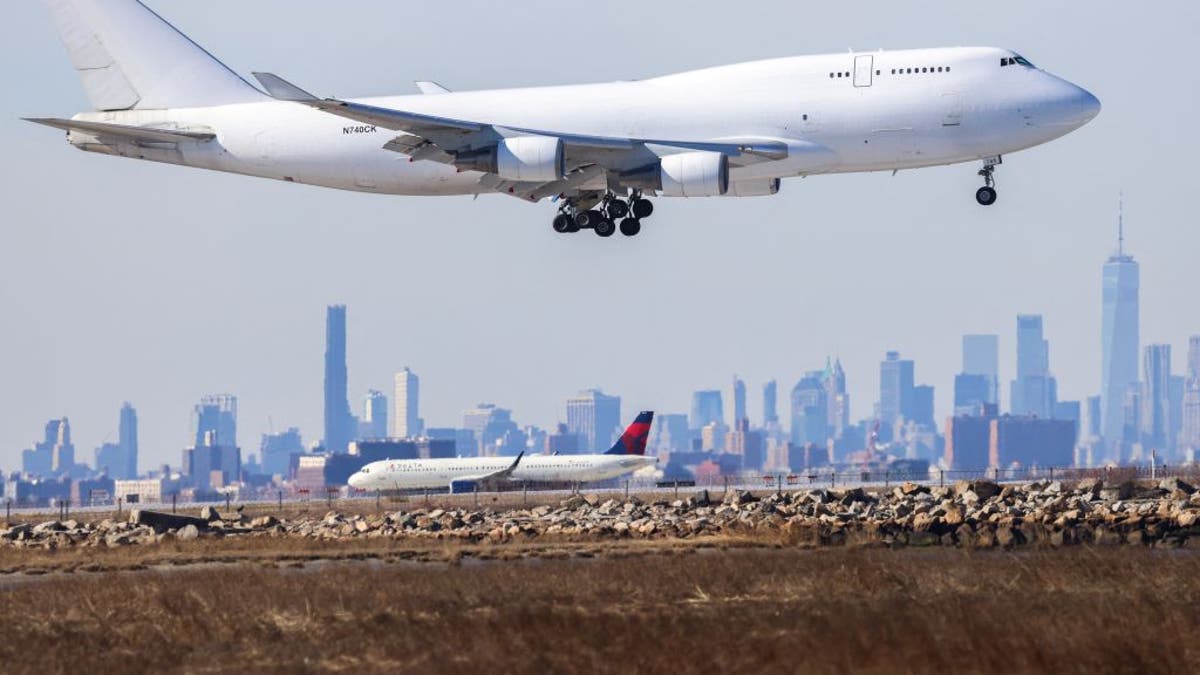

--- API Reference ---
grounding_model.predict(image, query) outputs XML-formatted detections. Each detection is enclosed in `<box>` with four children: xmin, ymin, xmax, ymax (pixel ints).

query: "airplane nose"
<box><xmin>1079</xmin><ymin>88</ymin><xmax>1101</xmax><ymax>123</ymax></box>
<box><xmin>348</xmin><ymin>473</ymin><xmax>363</xmax><ymax>489</ymax></box>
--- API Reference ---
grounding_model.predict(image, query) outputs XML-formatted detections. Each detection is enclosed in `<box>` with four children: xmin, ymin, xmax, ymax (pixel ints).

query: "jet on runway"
<box><xmin>348</xmin><ymin>412</ymin><xmax>657</xmax><ymax>494</ymax></box>
<box><xmin>29</xmin><ymin>1</ymin><xmax>1100</xmax><ymax>238</ymax></box>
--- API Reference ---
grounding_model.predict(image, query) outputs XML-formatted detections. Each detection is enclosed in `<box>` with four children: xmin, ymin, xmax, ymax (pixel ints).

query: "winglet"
<box><xmin>415</xmin><ymin>80</ymin><xmax>451</xmax><ymax>95</ymax></box>
<box><xmin>252</xmin><ymin>72</ymin><xmax>319</xmax><ymax>102</ymax></box>
<box><xmin>506</xmin><ymin>451</ymin><xmax>524</xmax><ymax>473</ymax></box>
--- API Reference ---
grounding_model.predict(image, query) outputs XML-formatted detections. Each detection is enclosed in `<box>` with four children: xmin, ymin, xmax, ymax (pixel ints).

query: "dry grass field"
<box><xmin>0</xmin><ymin>547</ymin><xmax>1195</xmax><ymax>674</ymax></box>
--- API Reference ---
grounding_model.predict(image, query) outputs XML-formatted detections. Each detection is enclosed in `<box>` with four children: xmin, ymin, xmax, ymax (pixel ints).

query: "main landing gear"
<box><xmin>552</xmin><ymin>192</ymin><xmax>654</xmax><ymax>238</ymax></box>
<box><xmin>976</xmin><ymin>156</ymin><xmax>1001</xmax><ymax>206</ymax></box>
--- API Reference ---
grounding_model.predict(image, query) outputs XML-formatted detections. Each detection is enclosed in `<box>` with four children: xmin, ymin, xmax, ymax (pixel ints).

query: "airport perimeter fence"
<box><xmin>4</xmin><ymin>462</ymin><xmax>1199</xmax><ymax>521</ymax></box>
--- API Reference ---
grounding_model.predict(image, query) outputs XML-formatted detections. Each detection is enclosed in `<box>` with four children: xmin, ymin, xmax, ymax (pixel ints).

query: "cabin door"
<box><xmin>853</xmin><ymin>55</ymin><xmax>874</xmax><ymax>87</ymax></box>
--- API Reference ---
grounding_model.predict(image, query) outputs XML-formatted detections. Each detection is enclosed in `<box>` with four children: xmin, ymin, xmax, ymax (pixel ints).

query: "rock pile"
<box><xmin>1</xmin><ymin>478</ymin><xmax>1198</xmax><ymax>550</ymax></box>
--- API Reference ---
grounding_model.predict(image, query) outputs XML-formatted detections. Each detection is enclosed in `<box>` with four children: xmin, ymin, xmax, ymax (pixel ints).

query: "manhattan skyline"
<box><xmin>1</xmin><ymin>1</ymin><xmax>1197</xmax><ymax>467</ymax></box>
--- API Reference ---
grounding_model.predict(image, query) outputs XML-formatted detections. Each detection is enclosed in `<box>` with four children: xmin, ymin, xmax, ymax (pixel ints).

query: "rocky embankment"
<box><xmin>3</xmin><ymin>477</ymin><xmax>1199</xmax><ymax>550</ymax></box>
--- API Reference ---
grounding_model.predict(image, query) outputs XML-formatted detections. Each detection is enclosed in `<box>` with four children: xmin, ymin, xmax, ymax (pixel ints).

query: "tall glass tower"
<box><xmin>323</xmin><ymin>305</ymin><xmax>352</xmax><ymax>453</ymax></box>
<box><xmin>1100</xmin><ymin>200</ymin><xmax>1139</xmax><ymax>451</ymax></box>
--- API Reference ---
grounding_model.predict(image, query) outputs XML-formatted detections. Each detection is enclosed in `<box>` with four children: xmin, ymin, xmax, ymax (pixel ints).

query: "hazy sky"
<box><xmin>1</xmin><ymin>1</ymin><xmax>1197</xmax><ymax>469</ymax></box>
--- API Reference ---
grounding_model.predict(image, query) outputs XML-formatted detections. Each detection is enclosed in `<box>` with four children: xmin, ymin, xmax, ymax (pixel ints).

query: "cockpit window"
<box><xmin>1002</xmin><ymin>55</ymin><xmax>1035</xmax><ymax>68</ymax></box>
<box><xmin>362</xmin><ymin>467</ymin><xmax>370</xmax><ymax>474</ymax></box>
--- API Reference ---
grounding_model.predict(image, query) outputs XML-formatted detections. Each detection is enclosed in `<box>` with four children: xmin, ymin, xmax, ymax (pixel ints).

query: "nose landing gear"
<box><xmin>976</xmin><ymin>156</ymin><xmax>1001</xmax><ymax>206</ymax></box>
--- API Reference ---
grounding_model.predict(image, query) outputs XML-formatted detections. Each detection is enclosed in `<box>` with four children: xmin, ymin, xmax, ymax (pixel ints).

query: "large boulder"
<box><xmin>129</xmin><ymin>509</ymin><xmax>209</xmax><ymax>534</ymax></box>
<box><xmin>175</xmin><ymin>524</ymin><xmax>200</xmax><ymax>541</ymax></box>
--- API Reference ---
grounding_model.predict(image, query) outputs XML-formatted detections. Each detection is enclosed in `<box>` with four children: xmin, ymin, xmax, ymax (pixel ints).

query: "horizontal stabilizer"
<box><xmin>24</xmin><ymin>117</ymin><xmax>215</xmax><ymax>143</ymax></box>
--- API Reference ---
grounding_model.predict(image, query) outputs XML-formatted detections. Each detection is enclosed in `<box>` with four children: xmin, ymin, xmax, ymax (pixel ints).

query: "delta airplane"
<box><xmin>348</xmin><ymin>412</ymin><xmax>657</xmax><ymax>494</ymax></box>
<box><xmin>29</xmin><ymin>1</ymin><xmax>1100</xmax><ymax>239</ymax></box>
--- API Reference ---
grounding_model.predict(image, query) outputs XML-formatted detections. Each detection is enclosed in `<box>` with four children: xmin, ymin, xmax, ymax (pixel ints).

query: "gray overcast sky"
<box><xmin>1</xmin><ymin>1</ymin><xmax>1197</xmax><ymax>469</ymax></box>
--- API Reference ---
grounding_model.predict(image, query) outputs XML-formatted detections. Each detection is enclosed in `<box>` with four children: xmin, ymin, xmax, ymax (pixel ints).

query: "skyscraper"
<box><xmin>690</xmin><ymin>390</ymin><xmax>724</xmax><ymax>430</ymax></box>
<box><xmin>731</xmin><ymin>376</ymin><xmax>747</xmax><ymax>425</ymax></box>
<box><xmin>1100</xmin><ymin>203</ymin><xmax>1139</xmax><ymax>450</ymax></box>
<box><xmin>879</xmin><ymin>351</ymin><xmax>914</xmax><ymax>426</ymax></box>
<box><xmin>962</xmin><ymin>334</ymin><xmax>999</xmax><ymax>404</ymax></box>
<box><xmin>193</xmin><ymin>394</ymin><xmax>237</xmax><ymax>448</ymax></box>
<box><xmin>393</xmin><ymin>368</ymin><xmax>421</xmax><ymax>438</ymax></box>
<box><xmin>323</xmin><ymin>305</ymin><xmax>353</xmax><ymax>453</ymax></box>
<box><xmin>1183</xmin><ymin>336</ymin><xmax>1200</xmax><ymax>454</ymax></box>
<box><xmin>824</xmin><ymin>358</ymin><xmax>850</xmax><ymax>438</ymax></box>
<box><xmin>1011</xmin><ymin>315</ymin><xmax>1057</xmax><ymax>418</ymax></box>
<box><xmin>762</xmin><ymin>380</ymin><xmax>778</xmax><ymax>427</ymax></box>
<box><xmin>566</xmin><ymin>388</ymin><xmax>622</xmax><ymax>451</ymax></box>
<box><xmin>362</xmin><ymin>390</ymin><xmax>388</xmax><ymax>440</ymax></box>
<box><xmin>791</xmin><ymin>372</ymin><xmax>829</xmax><ymax>445</ymax></box>
<box><xmin>119</xmin><ymin>402</ymin><xmax>138</xmax><ymax>479</ymax></box>
<box><xmin>1141</xmin><ymin>344</ymin><xmax>1172</xmax><ymax>451</ymax></box>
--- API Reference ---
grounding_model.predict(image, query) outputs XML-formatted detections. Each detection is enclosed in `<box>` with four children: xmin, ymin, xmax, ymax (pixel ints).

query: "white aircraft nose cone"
<box><xmin>1079</xmin><ymin>88</ymin><xmax>1101</xmax><ymax>123</ymax></box>
<box><xmin>348</xmin><ymin>473</ymin><xmax>364</xmax><ymax>489</ymax></box>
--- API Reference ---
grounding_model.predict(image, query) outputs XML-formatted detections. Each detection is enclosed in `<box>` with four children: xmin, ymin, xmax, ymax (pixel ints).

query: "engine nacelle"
<box><xmin>659</xmin><ymin>151</ymin><xmax>729</xmax><ymax>197</ymax></box>
<box><xmin>453</xmin><ymin>136</ymin><xmax>565</xmax><ymax>183</ymax></box>
<box><xmin>723</xmin><ymin>178</ymin><xmax>781</xmax><ymax>197</ymax></box>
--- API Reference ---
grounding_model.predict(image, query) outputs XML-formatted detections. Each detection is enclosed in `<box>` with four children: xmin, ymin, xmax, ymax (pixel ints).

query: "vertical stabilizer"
<box><xmin>43</xmin><ymin>0</ymin><xmax>266</xmax><ymax>111</ymax></box>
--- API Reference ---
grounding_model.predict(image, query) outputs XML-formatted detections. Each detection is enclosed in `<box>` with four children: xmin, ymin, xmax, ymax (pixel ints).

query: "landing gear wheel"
<box><xmin>552</xmin><ymin>214</ymin><xmax>574</xmax><ymax>233</ymax></box>
<box><xmin>631</xmin><ymin>198</ymin><xmax>654</xmax><ymax>219</ymax></box>
<box><xmin>594</xmin><ymin>218</ymin><xmax>616</xmax><ymax>237</ymax></box>
<box><xmin>575</xmin><ymin>210</ymin><xmax>603</xmax><ymax>230</ymax></box>
<box><xmin>619</xmin><ymin>218</ymin><xmax>641</xmax><ymax>237</ymax></box>
<box><xmin>975</xmin><ymin>186</ymin><xmax>997</xmax><ymax>206</ymax></box>
<box><xmin>605</xmin><ymin>199</ymin><xmax>629</xmax><ymax>220</ymax></box>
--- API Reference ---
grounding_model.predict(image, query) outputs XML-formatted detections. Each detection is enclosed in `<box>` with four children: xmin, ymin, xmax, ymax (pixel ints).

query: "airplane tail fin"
<box><xmin>43</xmin><ymin>0</ymin><xmax>267</xmax><ymax>111</ymax></box>
<box><xmin>604</xmin><ymin>412</ymin><xmax>654</xmax><ymax>456</ymax></box>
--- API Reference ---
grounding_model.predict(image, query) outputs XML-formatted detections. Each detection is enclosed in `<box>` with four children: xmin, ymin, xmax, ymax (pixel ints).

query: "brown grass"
<box><xmin>0</xmin><ymin>548</ymin><xmax>1195</xmax><ymax>674</ymax></box>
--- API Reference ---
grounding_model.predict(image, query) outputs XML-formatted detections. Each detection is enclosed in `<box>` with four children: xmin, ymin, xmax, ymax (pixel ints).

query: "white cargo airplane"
<box><xmin>29</xmin><ymin>1</ymin><xmax>1100</xmax><ymax>238</ymax></box>
<box><xmin>348</xmin><ymin>412</ymin><xmax>657</xmax><ymax>494</ymax></box>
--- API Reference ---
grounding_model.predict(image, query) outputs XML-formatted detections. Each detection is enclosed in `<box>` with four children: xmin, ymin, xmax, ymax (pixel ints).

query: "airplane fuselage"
<box><xmin>60</xmin><ymin>46</ymin><xmax>1099</xmax><ymax>198</ymax></box>
<box><xmin>348</xmin><ymin>454</ymin><xmax>658</xmax><ymax>492</ymax></box>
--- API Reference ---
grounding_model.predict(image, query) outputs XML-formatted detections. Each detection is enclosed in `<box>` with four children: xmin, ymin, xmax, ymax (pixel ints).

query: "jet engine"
<box><xmin>453</xmin><ymin>135</ymin><xmax>565</xmax><ymax>183</ymax></box>
<box><xmin>620</xmin><ymin>151</ymin><xmax>729</xmax><ymax>197</ymax></box>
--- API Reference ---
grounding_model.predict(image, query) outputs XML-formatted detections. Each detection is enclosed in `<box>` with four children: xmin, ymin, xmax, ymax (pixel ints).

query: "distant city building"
<box><xmin>1054</xmin><ymin>400</ymin><xmax>1082</xmax><ymax>446</ymax></box>
<box><xmin>193</xmin><ymin>394</ymin><xmax>237</xmax><ymax>449</ymax></box>
<box><xmin>912</xmin><ymin>385</ymin><xmax>935</xmax><ymax>429</ymax></box>
<box><xmin>183</xmin><ymin>430</ymin><xmax>240</xmax><ymax>492</ymax></box>
<box><xmin>260</xmin><ymin>428</ymin><xmax>304</xmax><ymax>477</ymax></box>
<box><xmin>1121</xmin><ymin>383</ymin><xmax>1142</xmax><ymax>449</ymax></box>
<box><xmin>349</xmin><ymin>438</ymin><xmax>455</xmax><ymax>463</ymax></box>
<box><xmin>1085</xmin><ymin>395</ymin><xmax>1103</xmax><ymax>440</ymax></box>
<box><xmin>790</xmin><ymin>372</ymin><xmax>828</xmax><ymax>446</ymax></box>
<box><xmin>1169</xmin><ymin>375</ymin><xmax>1185</xmax><ymax>458</ymax></box>
<box><xmin>323</xmin><ymin>305</ymin><xmax>354</xmax><ymax>454</ymax></box>
<box><xmin>700</xmin><ymin>422</ymin><xmax>724</xmax><ymax>452</ymax></box>
<box><xmin>1100</xmin><ymin>205</ymin><xmax>1140</xmax><ymax>454</ymax></box>
<box><xmin>762</xmin><ymin>380</ymin><xmax>778</xmax><ymax>427</ymax></box>
<box><xmin>879</xmin><ymin>351</ymin><xmax>914</xmax><ymax>430</ymax></box>
<box><xmin>94</xmin><ymin>443</ymin><xmax>123</xmax><ymax>477</ymax></box>
<box><xmin>945</xmin><ymin>412</ymin><xmax>1076</xmax><ymax>470</ymax></box>
<box><xmin>393</xmin><ymin>368</ymin><xmax>421</xmax><ymax>438</ymax></box>
<box><xmin>119</xmin><ymin>402</ymin><xmax>138</xmax><ymax>479</ymax></box>
<box><xmin>690</xmin><ymin>390</ymin><xmax>724</xmax><ymax>430</ymax></box>
<box><xmin>566</xmin><ymin>388</ymin><xmax>621</xmax><ymax>451</ymax></box>
<box><xmin>824</xmin><ymin>358</ymin><xmax>850</xmax><ymax>439</ymax></box>
<box><xmin>1141</xmin><ymin>344</ymin><xmax>1172</xmax><ymax>451</ymax></box>
<box><xmin>725</xmin><ymin>418</ymin><xmax>765</xmax><ymax>472</ymax></box>
<box><xmin>462</xmin><ymin>404</ymin><xmax>521</xmax><ymax>456</ymax></box>
<box><xmin>1183</xmin><ymin>336</ymin><xmax>1200</xmax><ymax>456</ymax></box>
<box><xmin>653</xmin><ymin>413</ymin><xmax>690</xmax><ymax>454</ymax></box>
<box><xmin>731</xmin><ymin>376</ymin><xmax>747</xmax><ymax>425</ymax></box>
<box><xmin>954</xmin><ymin>374</ymin><xmax>993</xmax><ymax>416</ymax></box>
<box><xmin>546</xmin><ymin>424</ymin><xmax>580</xmax><ymax>455</ymax></box>
<box><xmin>1010</xmin><ymin>314</ymin><xmax>1058</xmax><ymax>418</ymax></box>
<box><xmin>22</xmin><ymin>418</ymin><xmax>73</xmax><ymax>476</ymax></box>
<box><xmin>427</xmin><ymin>428</ymin><xmax>477</xmax><ymax>458</ymax></box>
<box><xmin>114</xmin><ymin>478</ymin><xmax>172</xmax><ymax>505</ymax></box>
<box><xmin>361</xmin><ymin>390</ymin><xmax>388</xmax><ymax>440</ymax></box>
<box><xmin>962</xmin><ymin>334</ymin><xmax>1000</xmax><ymax>405</ymax></box>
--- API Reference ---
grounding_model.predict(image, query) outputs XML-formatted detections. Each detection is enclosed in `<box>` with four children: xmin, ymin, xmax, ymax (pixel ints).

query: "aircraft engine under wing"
<box><xmin>448</xmin><ymin>452</ymin><xmax>524</xmax><ymax>494</ymax></box>
<box><xmin>251</xmin><ymin>72</ymin><xmax>831</xmax><ymax>202</ymax></box>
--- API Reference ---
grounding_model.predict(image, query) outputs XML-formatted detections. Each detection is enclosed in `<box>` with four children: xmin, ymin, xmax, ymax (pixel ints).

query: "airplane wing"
<box><xmin>449</xmin><ymin>452</ymin><xmax>524</xmax><ymax>494</ymax></box>
<box><xmin>24</xmin><ymin>117</ymin><xmax>215</xmax><ymax>144</ymax></box>
<box><xmin>252</xmin><ymin>73</ymin><xmax>791</xmax><ymax>202</ymax></box>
